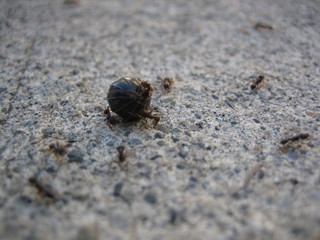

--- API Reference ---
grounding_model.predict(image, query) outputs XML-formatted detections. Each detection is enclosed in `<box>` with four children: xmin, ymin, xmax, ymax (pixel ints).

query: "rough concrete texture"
<box><xmin>0</xmin><ymin>0</ymin><xmax>320</xmax><ymax>239</ymax></box>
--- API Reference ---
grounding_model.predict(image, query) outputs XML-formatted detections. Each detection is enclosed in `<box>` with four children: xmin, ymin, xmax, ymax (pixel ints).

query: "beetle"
<box><xmin>106</xmin><ymin>77</ymin><xmax>160</xmax><ymax>124</ymax></box>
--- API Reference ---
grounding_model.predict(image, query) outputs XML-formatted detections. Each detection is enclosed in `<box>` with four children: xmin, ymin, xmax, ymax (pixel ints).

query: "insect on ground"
<box><xmin>158</xmin><ymin>77</ymin><xmax>174</xmax><ymax>93</ymax></box>
<box><xmin>109</xmin><ymin>146</ymin><xmax>136</xmax><ymax>169</ymax></box>
<box><xmin>254</xmin><ymin>22</ymin><xmax>274</xmax><ymax>30</ymax></box>
<box><xmin>280</xmin><ymin>133</ymin><xmax>310</xmax><ymax>145</ymax></box>
<box><xmin>250</xmin><ymin>75</ymin><xmax>265</xmax><ymax>90</ymax></box>
<box><xmin>106</xmin><ymin>77</ymin><xmax>160</xmax><ymax>125</ymax></box>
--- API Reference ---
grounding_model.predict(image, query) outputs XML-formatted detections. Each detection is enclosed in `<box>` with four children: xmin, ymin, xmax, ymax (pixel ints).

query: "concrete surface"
<box><xmin>0</xmin><ymin>0</ymin><xmax>320</xmax><ymax>239</ymax></box>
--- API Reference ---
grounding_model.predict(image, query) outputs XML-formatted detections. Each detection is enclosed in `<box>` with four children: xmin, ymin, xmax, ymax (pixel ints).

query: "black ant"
<box><xmin>116</xmin><ymin>146</ymin><xmax>127</xmax><ymax>163</ymax></box>
<box><xmin>254</xmin><ymin>22</ymin><xmax>274</xmax><ymax>30</ymax></box>
<box><xmin>108</xmin><ymin>146</ymin><xmax>135</xmax><ymax>170</ymax></box>
<box><xmin>250</xmin><ymin>75</ymin><xmax>265</xmax><ymax>90</ymax></box>
<box><xmin>280</xmin><ymin>133</ymin><xmax>310</xmax><ymax>145</ymax></box>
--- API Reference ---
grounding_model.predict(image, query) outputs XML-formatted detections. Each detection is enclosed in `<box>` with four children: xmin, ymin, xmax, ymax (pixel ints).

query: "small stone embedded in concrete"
<box><xmin>67</xmin><ymin>149</ymin><xmax>84</xmax><ymax>163</ymax></box>
<box><xmin>144</xmin><ymin>193</ymin><xmax>157</xmax><ymax>205</ymax></box>
<box><xmin>128</xmin><ymin>138</ymin><xmax>142</xmax><ymax>146</ymax></box>
<box><xmin>154</xmin><ymin>133</ymin><xmax>164</xmax><ymax>139</ymax></box>
<box><xmin>289</xmin><ymin>178</ymin><xmax>299</xmax><ymax>185</ymax></box>
<box><xmin>178</xmin><ymin>150</ymin><xmax>188</xmax><ymax>159</ymax></box>
<box><xmin>150</xmin><ymin>154</ymin><xmax>162</xmax><ymax>161</ymax></box>
<box><xmin>113</xmin><ymin>183</ymin><xmax>123</xmax><ymax>197</ymax></box>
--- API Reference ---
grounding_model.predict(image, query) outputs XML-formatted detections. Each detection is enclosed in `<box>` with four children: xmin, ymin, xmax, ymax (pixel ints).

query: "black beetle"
<box><xmin>105</xmin><ymin>77</ymin><xmax>160</xmax><ymax>123</ymax></box>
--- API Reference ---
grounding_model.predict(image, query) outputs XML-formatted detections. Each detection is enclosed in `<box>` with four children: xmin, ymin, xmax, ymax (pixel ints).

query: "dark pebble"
<box><xmin>169</xmin><ymin>208</ymin><xmax>185</xmax><ymax>224</ymax></box>
<box><xmin>45</xmin><ymin>167</ymin><xmax>56</xmax><ymax>173</ymax></box>
<box><xmin>144</xmin><ymin>193</ymin><xmax>157</xmax><ymax>205</ymax></box>
<box><xmin>212</xmin><ymin>94</ymin><xmax>218</xmax><ymax>100</ymax></box>
<box><xmin>157</xmin><ymin>140</ymin><xmax>165</xmax><ymax>146</ymax></box>
<box><xmin>113</xmin><ymin>183</ymin><xmax>123</xmax><ymax>197</ymax></box>
<box><xmin>71</xmin><ymin>69</ymin><xmax>79</xmax><ymax>75</ymax></box>
<box><xmin>124</xmin><ymin>131</ymin><xmax>131</xmax><ymax>137</ymax></box>
<box><xmin>300</xmin><ymin>150</ymin><xmax>307</xmax><ymax>155</ymax></box>
<box><xmin>171</xmin><ymin>128</ymin><xmax>181</xmax><ymax>134</ymax></box>
<box><xmin>128</xmin><ymin>138</ymin><xmax>142</xmax><ymax>146</ymax></box>
<box><xmin>176</xmin><ymin>164</ymin><xmax>185</xmax><ymax>169</ymax></box>
<box><xmin>0</xmin><ymin>145</ymin><xmax>7</xmax><ymax>155</ymax></box>
<box><xmin>257</xmin><ymin>170</ymin><xmax>265</xmax><ymax>179</ymax></box>
<box><xmin>154</xmin><ymin>133</ymin><xmax>164</xmax><ymax>139</ymax></box>
<box><xmin>197</xmin><ymin>142</ymin><xmax>205</xmax><ymax>149</ymax></box>
<box><xmin>14</xmin><ymin>130</ymin><xmax>26</xmax><ymax>136</ymax></box>
<box><xmin>106</xmin><ymin>140</ymin><xmax>115</xmax><ymax>146</ymax></box>
<box><xmin>172</xmin><ymin>137</ymin><xmax>179</xmax><ymax>143</ymax></box>
<box><xmin>86</xmin><ymin>140</ymin><xmax>97</xmax><ymax>155</ymax></box>
<box><xmin>0</xmin><ymin>87</ymin><xmax>7</xmax><ymax>93</ymax></box>
<box><xmin>289</xmin><ymin>178</ymin><xmax>299</xmax><ymax>185</ymax></box>
<box><xmin>67</xmin><ymin>149</ymin><xmax>84</xmax><ymax>163</ymax></box>
<box><xmin>195</xmin><ymin>122</ymin><xmax>204</xmax><ymax>129</ymax></box>
<box><xmin>190</xmin><ymin>177</ymin><xmax>197</xmax><ymax>182</ymax></box>
<box><xmin>157</xmin><ymin>125</ymin><xmax>170</xmax><ymax>134</ymax></box>
<box><xmin>253</xmin><ymin>119</ymin><xmax>260</xmax><ymax>123</ymax></box>
<box><xmin>150</xmin><ymin>155</ymin><xmax>162</xmax><ymax>161</ymax></box>
<box><xmin>18</xmin><ymin>195</ymin><xmax>33</xmax><ymax>205</ymax></box>
<box><xmin>230</xmin><ymin>121</ymin><xmax>237</xmax><ymax>126</ymax></box>
<box><xmin>210</xmin><ymin>166</ymin><xmax>219</xmax><ymax>171</ymax></box>
<box><xmin>194</xmin><ymin>113</ymin><xmax>201</xmax><ymax>119</ymax></box>
<box><xmin>178</xmin><ymin>150</ymin><xmax>188</xmax><ymax>159</ymax></box>
<box><xmin>42</xmin><ymin>128</ymin><xmax>55</xmax><ymax>138</ymax></box>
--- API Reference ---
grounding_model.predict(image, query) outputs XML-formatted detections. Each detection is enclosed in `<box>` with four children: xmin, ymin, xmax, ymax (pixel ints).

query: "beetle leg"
<box><xmin>104</xmin><ymin>106</ymin><xmax>120</xmax><ymax>127</ymax></box>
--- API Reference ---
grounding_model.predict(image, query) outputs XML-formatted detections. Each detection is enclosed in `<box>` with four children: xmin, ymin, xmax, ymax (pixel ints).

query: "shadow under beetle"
<box><xmin>105</xmin><ymin>77</ymin><xmax>160</xmax><ymax>124</ymax></box>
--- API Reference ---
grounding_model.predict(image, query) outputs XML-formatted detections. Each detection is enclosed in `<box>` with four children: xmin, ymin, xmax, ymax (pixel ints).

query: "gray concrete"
<box><xmin>0</xmin><ymin>0</ymin><xmax>320</xmax><ymax>239</ymax></box>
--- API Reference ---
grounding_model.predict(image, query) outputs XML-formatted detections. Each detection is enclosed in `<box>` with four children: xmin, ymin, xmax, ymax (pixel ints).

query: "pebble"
<box><xmin>113</xmin><ymin>182</ymin><xmax>123</xmax><ymax>197</ymax></box>
<box><xmin>68</xmin><ymin>149</ymin><xmax>84</xmax><ymax>163</ymax></box>
<box><xmin>144</xmin><ymin>193</ymin><xmax>157</xmax><ymax>205</ymax></box>
<box><xmin>128</xmin><ymin>138</ymin><xmax>142</xmax><ymax>146</ymax></box>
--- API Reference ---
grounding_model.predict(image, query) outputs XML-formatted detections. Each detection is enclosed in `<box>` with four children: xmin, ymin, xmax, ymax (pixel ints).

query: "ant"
<box><xmin>116</xmin><ymin>146</ymin><xmax>128</xmax><ymax>163</ymax></box>
<box><xmin>254</xmin><ymin>22</ymin><xmax>273</xmax><ymax>30</ymax></box>
<box><xmin>280</xmin><ymin>133</ymin><xmax>310</xmax><ymax>145</ymax></box>
<box><xmin>49</xmin><ymin>142</ymin><xmax>70</xmax><ymax>156</ymax></box>
<box><xmin>161</xmin><ymin>77</ymin><xmax>174</xmax><ymax>92</ymax></box>
<box><xmin>109</xmin><ymin>146</ymin><xmax>135</xmax><ymax>170</ymax></box>
<box><xmin>29</xmin><ymin>176</ymin><xmax>64</xmax><ymax>201</ymax></box>
<box><xmin>250</xmin><ymin>75</ymin><xmax>265</xmax><ymax>90</ymax></box>
<box><xmin>158</xmin><ymin>77</ymin><xmax>174</xmax><ymax>93</ymax></box>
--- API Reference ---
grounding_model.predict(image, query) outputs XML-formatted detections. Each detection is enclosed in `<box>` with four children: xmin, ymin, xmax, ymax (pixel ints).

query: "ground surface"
<box><xmin>0</xmin><ymin>0</ymin><xmax>320</xmax><ymax>239</ymax></box>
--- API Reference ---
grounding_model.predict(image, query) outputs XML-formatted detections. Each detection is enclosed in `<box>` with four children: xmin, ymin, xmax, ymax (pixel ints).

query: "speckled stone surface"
<box><xmin>0</xmin><ymin>0</ymin><xmax>320</xmax><ymax>239</ymax></box>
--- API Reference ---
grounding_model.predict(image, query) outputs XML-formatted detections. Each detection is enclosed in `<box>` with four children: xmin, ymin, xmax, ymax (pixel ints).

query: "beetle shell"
<box><xmin>107</xmin><ymin>77</ymin><xmax>153</xmax><ymax>121</ymax></box>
